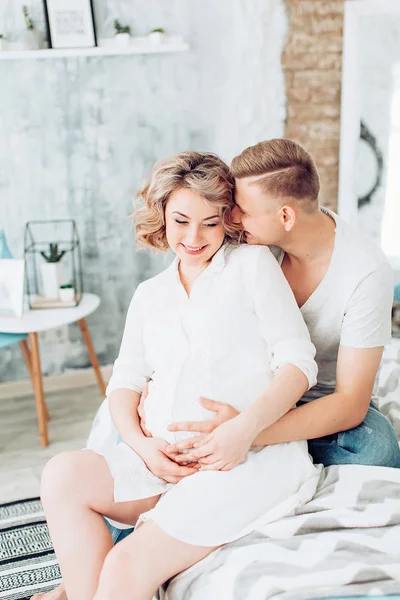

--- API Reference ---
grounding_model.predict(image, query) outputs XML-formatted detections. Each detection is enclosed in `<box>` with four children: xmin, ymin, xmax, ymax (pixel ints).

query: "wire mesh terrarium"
<box><xmin>24</xmin><ymin>220</ymin><xmax>83</xmax><ymax>309</ymax></box>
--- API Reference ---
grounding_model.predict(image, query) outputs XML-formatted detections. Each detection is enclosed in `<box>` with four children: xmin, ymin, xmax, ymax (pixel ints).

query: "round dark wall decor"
<box><xmin>358</xmin><ymin>120</ymin><xmax>384</xmax><ymax>209</ymax></box>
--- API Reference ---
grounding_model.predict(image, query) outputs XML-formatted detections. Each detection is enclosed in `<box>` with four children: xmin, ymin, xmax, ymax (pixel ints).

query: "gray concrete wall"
<box><xmin>0</xmin><ymin>0</ymin><xmax>287</xmax><ymax>382</ymax></box>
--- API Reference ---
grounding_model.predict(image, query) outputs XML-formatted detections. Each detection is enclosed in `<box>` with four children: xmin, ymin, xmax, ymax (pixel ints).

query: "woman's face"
<box><xmin>165</xmin><ymin>188</ymin><xmax>225</xmax><ymax>267</ymax></box>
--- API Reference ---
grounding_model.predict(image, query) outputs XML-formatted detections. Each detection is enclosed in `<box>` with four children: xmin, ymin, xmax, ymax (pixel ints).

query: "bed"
<box><xmin>158</xmin><ymin>342</ymin><xmax>400</xmax><ymax>600</ymax></box>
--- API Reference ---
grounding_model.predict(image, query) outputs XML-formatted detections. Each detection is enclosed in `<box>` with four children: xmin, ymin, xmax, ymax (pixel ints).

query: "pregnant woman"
<box><xmin>39</xmin><ymin>151</ymin><xmax>322</xmax><ymax>600</ymax></box>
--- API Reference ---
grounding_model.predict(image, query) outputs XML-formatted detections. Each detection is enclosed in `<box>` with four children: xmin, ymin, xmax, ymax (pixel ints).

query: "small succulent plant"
<box><xmin>40</xmin><ymin>243</ymin><xmax>66</xmax><ymax>263</ymax></box>
<box><xmin>23</xmin><ymin>5</ymin><xmax>34</xmax><ymax>31</ymax></box>
<box><xmin>150</xmin><ymin>27</ymin><xmax>165</xmax><ymax>34</ymax></box>
<box><xmin>114</xmin><ymin>19</ymin><xmax>131</xmax><ymax>35</ymax></box>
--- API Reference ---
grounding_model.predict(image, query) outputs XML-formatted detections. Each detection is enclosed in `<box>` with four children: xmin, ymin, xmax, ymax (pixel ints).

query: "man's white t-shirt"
<box><xmin>274</xmin><ymin>207</ymin><xmax>394</xmax><ymax>402</ymax></box>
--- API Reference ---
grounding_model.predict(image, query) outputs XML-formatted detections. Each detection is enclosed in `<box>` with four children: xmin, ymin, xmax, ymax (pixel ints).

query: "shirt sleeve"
<box><xmin>340</xmin><ymin>262</ymin><xmax>393</xmax><ymax>348</ymax></box>
<box><xmin>106</xmin><ymin>284</ymin><xmax>153</xmax><ymax>397</ymax></box>
<box><xmin>252</xmin><ymin>247</ymin><xmax>318</xmax><ymax>390</ymax></box>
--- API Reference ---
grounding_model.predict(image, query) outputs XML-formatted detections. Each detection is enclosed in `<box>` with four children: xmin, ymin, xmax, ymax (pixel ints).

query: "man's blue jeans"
<box><xmin>304</xmin><ymin>403</ymin><xmax>400</xmax><ymax>468</ymax></box>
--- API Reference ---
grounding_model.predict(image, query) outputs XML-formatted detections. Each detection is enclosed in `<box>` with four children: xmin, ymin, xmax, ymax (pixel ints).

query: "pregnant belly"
<box><xmin>144</xmin><ymin>391</ymin><xmax>215</xmax><ymax>444</ymax></box>
<box><xmin>144</xmin><ymin>369</ymin><xmax>273</xmax><ymax>444</ymax></box>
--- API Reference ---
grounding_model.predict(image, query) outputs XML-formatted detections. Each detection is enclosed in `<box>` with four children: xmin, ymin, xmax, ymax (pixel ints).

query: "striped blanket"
<box><xmin>160</xmin><ymin>464</ymin><xmax>400</xmax><ymax>600</ymax></box>
<box><xmin>160</xmin><ymin>354</ymin><xmax>400</xmax><ymax>600</ymax></box>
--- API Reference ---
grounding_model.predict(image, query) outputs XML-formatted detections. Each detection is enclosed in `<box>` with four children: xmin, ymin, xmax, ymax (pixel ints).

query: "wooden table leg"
<box><xmin>28</xmin><ymin>332</ymin><xmax>49</xmax><ymax>447</ymax></box>
<box><xmin>78</xmin><ymin>318</ymin><xmax>106</xmax><ymax>396</ymax></box>
<box><xmin>20</xmin><ymin>339</ymin><xmax>50</xmax><ymax>422</ymax></box>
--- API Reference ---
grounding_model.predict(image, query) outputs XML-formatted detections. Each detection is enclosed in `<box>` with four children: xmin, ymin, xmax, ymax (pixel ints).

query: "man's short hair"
<box><xmin>231</xmin><ymin>139</ymin><xmax>320</xmax><ymax>213</ymax></box>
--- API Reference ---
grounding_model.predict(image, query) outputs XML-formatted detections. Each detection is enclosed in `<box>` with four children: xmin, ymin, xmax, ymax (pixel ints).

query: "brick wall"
<box><xmin>283</xmin><ymin>0</ymin><xmax>345</xmax><ymax>210</ymax></box>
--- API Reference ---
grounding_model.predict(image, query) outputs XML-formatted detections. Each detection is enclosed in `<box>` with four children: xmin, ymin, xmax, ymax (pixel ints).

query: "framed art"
<box><xmin>44</xmin><ymin>0</ymin><xmax>97</xmax><ymax>49</ymax></box>
<box><xmin>0</xmin><ymin>259</ymin><xmax>25</xmax><ymax>318</ymax></box>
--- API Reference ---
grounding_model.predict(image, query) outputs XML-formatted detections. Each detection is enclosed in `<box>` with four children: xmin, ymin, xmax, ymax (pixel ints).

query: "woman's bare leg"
<box><xmin>93</xmin><ymin>519</ymin><xmax>219</xmax><ymax>600</ymax></box>
<box><xmin>37</xmin><ymin>450</ymin><xmax>159</xmax><ymax>600</ymax></box>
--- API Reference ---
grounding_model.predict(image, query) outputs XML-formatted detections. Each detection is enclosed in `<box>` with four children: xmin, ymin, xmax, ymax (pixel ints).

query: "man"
<box><xmin>32</xmin><ymin>139</ymin><xmax>399</xmax><ymax>600</ymax></box>
<box><xmin>165</xmin><ymin>138</ymin><xmax>400</xmax><ymax>469</ymax></box>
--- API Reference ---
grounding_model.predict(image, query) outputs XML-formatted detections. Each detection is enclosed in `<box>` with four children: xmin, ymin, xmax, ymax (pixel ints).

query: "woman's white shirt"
<box><xmin>105</xmin><ymin>244</ymin><xmax>317</xmax><ymax>444</ymax></box>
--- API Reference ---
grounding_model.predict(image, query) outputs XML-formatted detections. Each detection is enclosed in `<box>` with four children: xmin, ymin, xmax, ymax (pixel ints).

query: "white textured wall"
<box><xmin>0</xmin><ymin>0</ymin><xmax>287</xmax><ymax>382</ymax></box>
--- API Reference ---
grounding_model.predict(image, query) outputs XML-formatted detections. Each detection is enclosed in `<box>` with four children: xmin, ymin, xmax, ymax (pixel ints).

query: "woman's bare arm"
<box><xmin>108</xmin><ymin>388</ymin><xmax>149</xmax><ymax>452</ymax></box>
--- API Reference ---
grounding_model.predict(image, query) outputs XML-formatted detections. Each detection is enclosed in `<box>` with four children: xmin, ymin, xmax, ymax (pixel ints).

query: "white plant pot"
<box><xmin>59</xmin><ymin>287</ymin><xmax>75</xmax><ymax>302</ymax></box>
<box><xmin>19</xmin><ymin>29</ymin><xmax>46</xmax><ymax>50</ymax></box>
<box><xmin>40</xmin><ymin>262</ymin><xmax>62</xmax><ymax>299</ymax></box>
<box><xmin>148</xmin><ymin>32</ymin><xmax>165</xmax><ymax>45</ymax></box>
<box><xmin>114</xmin><ymin>33</ymin><xmax>131</xmax><ymax>46</ymax></box>
<box><xmin>0</xmin><ymin>39</ymin><xmax>6</xmax><ymax>51</ymax></box>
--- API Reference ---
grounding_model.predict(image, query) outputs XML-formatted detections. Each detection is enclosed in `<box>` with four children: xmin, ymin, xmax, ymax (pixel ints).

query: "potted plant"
<box><xmin>40</xmin><ymin>243</ymin><xmax>65</xmax><ymax>299</ymax></box>
<box><xmin>0</xmin><ymin>34</ymin><xmax>6</xmax><ymax>51</ymax></box>
<box><xmin>148</xmin><ymin>27</ymin><xmax>166</xmax><ymax>45</ymax></box>
<box><xmin>20</xmin><ymin>5</ymin><xmax>45</xmax><ymax>50</ymax></box>
<box><xmin>114</xmin><ymin>19</ymin><xmax>132</xmax><ymax>46</ymax></box>
<box><xmin>59</xmin><ymin>283</ymin><xmax>75</xmax><ymax>303</ymax></box>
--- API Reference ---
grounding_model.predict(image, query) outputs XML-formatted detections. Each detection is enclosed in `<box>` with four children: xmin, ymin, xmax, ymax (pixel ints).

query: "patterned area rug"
<box><xmin>0</xmin><ymin>498</ymin><xmax>61</xmax><ymax>600</ymax></box>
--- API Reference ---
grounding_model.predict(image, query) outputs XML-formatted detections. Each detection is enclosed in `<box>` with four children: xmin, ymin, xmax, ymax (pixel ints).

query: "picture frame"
<box><xmin>0</xmin><ymin>259</ymin><xmax>25</xmax><ymax>318</ymax></box>
<box><xmin>43</xmin><ymin>0</ymin><xmax>97</xmax><ymax>49</ymax></box>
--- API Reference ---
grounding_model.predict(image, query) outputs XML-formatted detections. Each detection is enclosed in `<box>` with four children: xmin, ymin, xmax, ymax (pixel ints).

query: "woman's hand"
<box><xmin>166</xmin><ymin>397</ymin><xmax>240</xmax><ymax>462</ymax></box>
<box><xmin>136</xmin><ymin>437</ymin><xmax>200</xmax><ymax>484</ymax></box>
<box><xmin>168</xmin><ymin>415</ymin><xmax>254</xmax><ymax>472</ymax></box>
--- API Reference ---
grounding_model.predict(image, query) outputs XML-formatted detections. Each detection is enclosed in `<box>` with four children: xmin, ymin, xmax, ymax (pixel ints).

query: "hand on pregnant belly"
<box><xmin>137</xmin><ymin>437</ymin><xmax>200</xmax><ymax>484</ymax></box>
<box><xmin>171</xmin><ymin>415</ymin><xmax>254</xmax><ymax>472</ymax></box>
<box><xmin>167</xmin><ymin>397</ymin><xmax>240</xmax><ymax>457</ymax></box>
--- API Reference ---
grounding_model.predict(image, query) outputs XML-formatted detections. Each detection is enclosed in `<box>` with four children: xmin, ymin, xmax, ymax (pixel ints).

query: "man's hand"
<box><xmin>166</xmin><ymin>397</ymin><xmax>239</xmax><ymax>461</ymax></box>
<box><xmin>137</xmin><ymin>437</ymin><xmax>200</xmax><ymax>484</ymax></box>
<box><xmin>170</xmin><ymin>415</ymin><xmax>253</xmax><ymax>472</ymax></box>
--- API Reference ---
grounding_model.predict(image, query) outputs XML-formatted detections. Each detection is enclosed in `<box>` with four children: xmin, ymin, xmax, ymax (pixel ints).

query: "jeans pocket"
<box><xmin>309</xmin><ymin>433</ymin><xmax>339</xmax><ymax>445</ymax></box>
<box><xmin>337</xmin><ymin>423</ymin><xmax>372</xmax><ymax>454</ymax></box>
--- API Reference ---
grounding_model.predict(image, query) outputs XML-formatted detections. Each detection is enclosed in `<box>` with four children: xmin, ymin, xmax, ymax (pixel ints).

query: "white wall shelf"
<box><xmin>0</xmin><ymin>39</ymin><xmax>189</xmax><ymax>60</ymax></box>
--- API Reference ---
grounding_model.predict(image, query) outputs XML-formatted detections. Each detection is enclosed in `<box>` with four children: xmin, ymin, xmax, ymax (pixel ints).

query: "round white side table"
<box><xmin>0</xmin><ymin>294</ymin><xmax>105</xmax><ymax>447</ymax></box>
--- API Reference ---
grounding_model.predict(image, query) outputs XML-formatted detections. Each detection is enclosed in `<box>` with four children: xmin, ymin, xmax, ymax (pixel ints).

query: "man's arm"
<box><xmin>252</xmin><ymin>345</ymin><xmax>384</xmax><ymax>446</ymax></box>
<box><xmin>167</xmin><ymin>345</ymin><xmax>384</xmax><ymax>458</ymax></box>
<box><xmin>253</xmin><ymin>262</ymin><xmax>392</xmax><ymax>445</ymax></box>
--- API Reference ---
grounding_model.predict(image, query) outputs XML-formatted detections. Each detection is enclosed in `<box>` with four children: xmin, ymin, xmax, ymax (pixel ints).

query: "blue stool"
<box><xmin>0</xmin><ymin>331</ymin><xmax>28</xmax><ymax>350</ymax></box>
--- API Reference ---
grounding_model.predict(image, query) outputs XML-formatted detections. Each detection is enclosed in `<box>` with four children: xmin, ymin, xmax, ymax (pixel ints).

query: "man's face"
<box><xmin>232</xmin><ymin>177</ymin><xmax>283</xmax><ymax>246</ymax></box>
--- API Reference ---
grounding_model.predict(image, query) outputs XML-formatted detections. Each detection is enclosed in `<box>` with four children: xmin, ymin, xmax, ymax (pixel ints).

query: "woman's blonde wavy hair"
<box><xmin>134</xmin><ymin>151</ymin><xmax>242</xmax><ymax>251</ymax></box>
